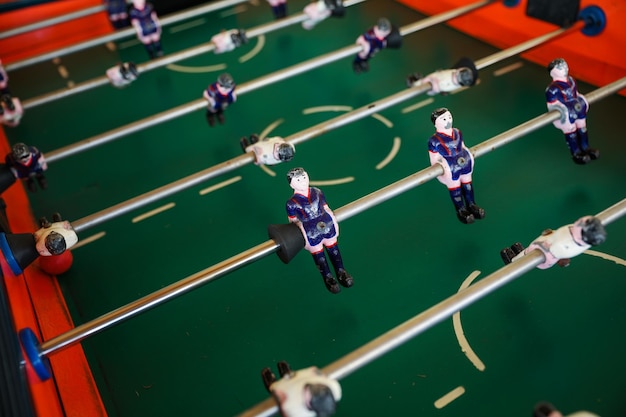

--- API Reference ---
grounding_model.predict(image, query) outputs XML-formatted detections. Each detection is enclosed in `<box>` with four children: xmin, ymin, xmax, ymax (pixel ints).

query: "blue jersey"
<box><xmin>5</xmin><ymin>146</ymin><xmax>45</xmax><ymax>178</ymax></box>
<box><xmin>362</xmin><ymin>28</ymin><xmax>387</xmax><ymax>59</ymax></box>
<box><xmin>130</xmin><ymin>3</ymin><xmax>158</xmax><ymax>36</ymax></box>
<box><xmin>205</xmin><ymin>83</ymin><xmax>236</xmax><ymax>110</ymax></box>
<box><xmin>105</xmin><ymin>0</ymin><xmax>127</xmax><ymax>15</ymax></box>
<box><xmin>428</xmin><ymin>128</ymin><xmax>472</xmax><ymax>180</ymax></box>
<box><xmin>286</xmin><ymin>187</ymin><xmax>337</xmax><ymax>247</ymax></box>
<box><xmin>545</xmin><ymin>76</ymin><xmax>588</xmax><ymax>123</ymax></box>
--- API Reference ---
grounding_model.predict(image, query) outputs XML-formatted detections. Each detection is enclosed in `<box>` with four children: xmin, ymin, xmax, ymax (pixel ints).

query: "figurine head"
<box><xmin>217</xmin><ymin>73</ymin><xmax>235</xmax><ymax>90</ymax></box>
<box><xmin>533</xmin><ymin>402</ymin><xmax>562</xmax><ymax>417</ymax></box>
<box><xmin>287</xmin><ymin>167</ymin><xmax>309</xmax><ymax>192</ymax></box>
<box><xmin>132</xmin><ymin>0</ymin><xmax>146</xmax><ymax>9</ymax></box>
<box><xmin>275</xmin><ymin>143</ymin><xmax>295</xmax><ymax>162</ymax></box>
<box><xmin>548</xmin><ymin>58</ymin><xmax>568</xmax><ymax>79</ymax></box>
<box><xmin>431</xmin><ymin>108</ymin><xmax>453</xmax><ymax>130</ymax></box>
<box><xmin>11</xmin><ymin>143</ymin><xmax>31</xmax><ymax>164</ymax></box>
<box><xmin>306</xmin><ymin>383</ymin><xmax>336</xmax><ymax>417</ymax></box>
<box><xmin>576</xmin><ymin>216</ymin><xmax>607</xmax><ymax>246</ymax></box>
<box><xmin>374</xmin><ymin>18</ymin><xmax>392</xmax><ymax>38</ymax></box>
<box><xmin>44</xmin><ymin>231</ymin><xmax>67</xmax><ymax>256</ymax></box>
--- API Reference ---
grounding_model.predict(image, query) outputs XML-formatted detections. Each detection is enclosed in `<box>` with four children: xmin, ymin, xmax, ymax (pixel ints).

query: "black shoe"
<box><xmin>261</xmin><ymin>368</ymin><xmax>276</xmax><ymax>392</ymax></box>
<box><xmin>572</xmin><ymin>152</ymin><xmax>591</xmax><ymax>165</ymax></box>
<box><xmin>456</xmin><ymin>207</ymin><xmax>474</xmax><ymax>224</ymax></box>
<box><xmin>467</xmin><ymin>203</ymin><xmax>485</xmax><ymax>220</ymax></box>
<box><xmin>352</xmin><ymin>59</ymin><xmax>368</xmax><ymax>74</ymax></box>
<box><xmin>323</xmin><ymin>274</ymin><xmax>341</xmax><ymax>294</ymax></box>
<box><xmin>26</xmin><ymin>178</ymin><xmax>37</xmax><ymax>193</ymax></box>
<box><xmin>511</xmin><ymin>242</ymin><xmax>524</xmax><ymax>256</ymax></box>
<box><xmin>249</xmin><ymin>134</ymin><xmax>259</xmax><ymax>145</ymax></box>
<box><xmin>240</xmin><ymin>137</ymin><xmax>250</xmax><ymax>153</ymax></box>
<box><xmin>585</xmin><ymin>148</ymin><xmax>600</xmax><ymax>160</ymax></box>
<box><xmin>216</xmin><ymin>111</ymin><xmax>225</xmax><ymax>124</ymax></box>
<box><xmin>406</xmin><ymin>72</ymin><xmax>423</xmax><ymax>87</ymax></box>
<box><xmin>36</xmin><ymin>174</ymin><xmax>47</xmax><ymax>190</ymax></box>
<box><xmin>277</xmin><ymin>361</ymin><xmax>291</xmax><ymax>377</ymax></box>
<box><xmin>500</xmin><ymin>247</ymin><xmax>516</xmax><ymax>265</ymax></box>
<box><xmin>206</xmin><ymin>112</ymin><xmax>215</xmax><ymax>127</ymax></box>
<box><xmin>337</xmin><ymin>269</ymin><xmax>353</xmax><ymax>288</ymax></box>
<box><xmin>2</xmin><ymin>95</ymin><xmax>14</xmax><ymax>111</ymax></box>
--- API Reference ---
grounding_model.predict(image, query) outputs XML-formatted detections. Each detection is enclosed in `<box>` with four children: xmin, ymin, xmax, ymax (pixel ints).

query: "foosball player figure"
<box><xmin>500</xmin><ymin>215</ymin><xmax>606</xmax><ymax>269</ymax></box>
<box><xmin>4</xmin><ymin>143</ymin><xmax>48</xmax><ymax>192</ymax></box>
<box><xmin>203</xmin><ymin>73</ymin><xmax>236</xmax><ymax>127</ymax></box>
<box><xmin>286</xmin><ymin>167</ymin><xmax>353</xmax><ymax>293</ymax></box>
<box><xmin>428</xmin><ymin>108</ymin><xmax>484</xmax><ymax>224</ymax></box>
<box><xmin>407</xmin><ymin>57</ymin><xmax>479</xmax><ymax>95</ymax></box>
<box><xmin>353</xmin><ymin>17</ymin><xmax>402</xmax><ymax>73</ymax></box>
<box><xmin>104</xmin><ymin>0</ymin><xmax>130</xmax><ymax>29</ymax></box>
<box><xmin>130</xmin><ymin>0</ymin><xmax>163</xmax><ymax>59</ymax></box>
<box><xmin>267</xmin><ymin>0</ymin><xmax>287</xmax><ymax>19</ymax></box>
<box><xmin>106</xmin><ymin>62</ymin><xmax>139</xmax><ymax>88</ymax></box>
<box><xmin>0</xmin><ymin>59</ymin><xmax>15</xmax><ymax>113</ymax></box>
<box><xmin>545</xmin><ymin>58</ymin><xmax>598</xmax><ymax>165</ymax></box>
<box><xmin>533</xmin><ymin>401</ymin><xmax>600</xmax><ymax>417</ymax></box>
<box><xmin>240</xmin><ymin>134</ymin><xmax>295</xmax><ymax>165</ymax></box>
<box><xmin>301</xmin><ymin>0</ymin><xmax>345</xmax><ymax>30</ymax></box>
<box><xmin>262</xmin><ymin>361</ymin><xmax>342</xmax><ymax>417</ymax></box>
<box><xmin>210</xmin><ymin>29</ymin><xmax>248</xmax><ymax>54</ymax></box>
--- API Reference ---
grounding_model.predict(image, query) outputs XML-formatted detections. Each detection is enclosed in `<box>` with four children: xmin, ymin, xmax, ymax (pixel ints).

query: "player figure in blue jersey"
<box><xmin>203</xmin><ymin>73</ymin><xmax>236</xmax><ymax>127</ymax></box>
<box><xmin>545</xmin><ymin>58</ymin><xmax>598</xmax><ymax>165</ymax></box>
<box><xmin>428</xmin><ymin>108</ymin><xmax>484</xmax><ymax>224</ymax></box>
<box><xmin>104</xmin><ymin>0</ymin><xmax>130</xmax><ymax>29</ymax></box>
<box><xmin>286</xmin><ymin>168</ymin><xmax>353</xmax><ymax>294</ymax></box>
<box><xmin>4</xmin><ymin>143</ymin><xmax>48</xmax><ymax>192</ymax></box>
<box><xmin>130</xmin><ymin>0</ymin><xmax>162</xmax><ymax>59</ymax></box>
<box><xmin>352</xmin><ymin>17</ymin><xmax>402</xmax><ymax>73</ymax></box>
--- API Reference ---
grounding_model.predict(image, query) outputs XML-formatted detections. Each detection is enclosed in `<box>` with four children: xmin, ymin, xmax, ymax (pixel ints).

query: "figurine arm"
<box><xmin>356</xmin><ymin>35</ymin><xmax>370</xmax><ymax>57</ymax></box>
<box><xmin>324</xmin><ymin>204</ymin><xmax>339</xmax><ymax>236</ymax></box>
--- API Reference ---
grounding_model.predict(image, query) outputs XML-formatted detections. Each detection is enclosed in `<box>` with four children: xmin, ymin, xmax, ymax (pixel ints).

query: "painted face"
<box><xmin>435</xmin><ymin>111</ymin><xmax>453</xmax><ymax>131</ymax></box>
<box><xmin>133</xmin><ymin>0</ymin><xmax>146</xmax><ymax>9</ymax></box>
<box><xmin>373</xmin><ymin>26</ymin><xmax>391</xmax><ymax>39</ymax></box>
<box><xmin>290</xmin><ymin>170</ymin><xmax>309</xmax><ymax>191</ymax></box>
<box><xmin>551</xmin><ymin>61</ymin><xmax>569</xmax><ymax>78</ymax></box>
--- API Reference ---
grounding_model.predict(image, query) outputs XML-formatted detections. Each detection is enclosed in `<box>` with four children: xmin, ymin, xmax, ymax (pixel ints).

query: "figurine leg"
<box><xmin>449</xmin><ymin>187</ymin><xmax>474</xmax><ymax>224</ymax></box>
<box><xmin>143</xmin><ymin>43</ymin><xmax>155</xmax><ymax>59</ymax></box>
<box><xmin>25</xmin><ymin>178</ymin><xmax>37</xmax><ymax>193</ymax></box>
<box><xmin>564</xmin><ymin>132</ymin><xmax>590</xmax><ymax>164</ymax></box>
<box><xmin>36</xmin><ymin>174</ymin><xmax>47</xmax><ymax>190</ymax></box>
<box><xmin>1</xmin><ymin>94</ymin><xmax>14</xmax><ymax>111</ymax></box>
<box><xmin>277</xmin><ymin>361</ymin><xmax>291</xmax><ymax>377</ymax></box>
<box><xmin>206</xmin><ymin>110</ymin><xmax>216</xmax><ymax>127</ymax></box>
<box><xmin>577</xmin><ymin>128</ymin><xmax>599</xmax><ymax>160</ymax></box>
<box><xmin>352</xmin><ymin>57</ymin><xmax>369</xmax><ymax>74</ymax></box>
<box><xmin>326</xmin><ymin>244</ymin><xmax>353</xmax><ymax>288</ymax></box>
<box><xmin>312</xmin><ymin>251</ymin><xmax>340</xmax><ymax>294</ymax></box>
<box><xmin>216</xmin><ymin>109</ymin><xmax>225</xmax><ymax>124</ymax></box>
<box><xmin>153</xmin><ymin>41</ymin><xmax>163</xmax><ymax>57</ymax></box>
<box><xmin>261</xmin><ymin>368</ymin><xmax>277</xmax><ymax>392</ymax></box>
<box><xmin>461</xmin><ymin>182</ymin><xmax>485</xmax><ymax>220</ymax></box>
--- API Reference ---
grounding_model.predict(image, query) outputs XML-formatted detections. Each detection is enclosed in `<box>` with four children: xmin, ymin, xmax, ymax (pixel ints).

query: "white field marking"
<box><xmin>118</xmin><ymin>38</ymin><xmax>141</xmax><ymax>49</ymax></box>
<box><xmin>199</xmin><ymin>176</ymin><xmax>242</xmax><ymax>195</ymax></box>
<box><xmin>239</xmin><ymin>34</ymin><xmax>265</xmax><ymax>63</ymax></box>
<box><xmin>166</xmin><ymin>63</ymin><xmax>227</xmax><ymax>73</ymax></box>
<box><xmin>401</xmin><ymin>98</ymin><xmax>434</xmax><ymax>114</ymax></box>
<box><xmin>132</xmin><ymin>202</ymin><xmax>176</xmax><ymax>223</ymax></box>
<box><xmin>584</xmin><ymin>250</ymin><xmax>626</xmax><ymax>266</ymax></box>
<box><xmin>260</xmin><ymin>165</ymin><xmax>276</xmax><ymax>177</ymax></box>
<box><xmin>220</xmin><ymin>4</ymin><xmax>247</xmax><ymax>17</ymax></box>
<box><xmin>71</xmin><ymin>231</ymin><xmax>106</xmax><ymax>250</ymax></box>
<box><xmin>434</xmin><ymin>386</ymin><xmax>465</xmax><ymax>409</ymax></box>
<box><xmin>453</xmin><ymin>270</ymin><xmax>486</xmax><ymax>371</ymax></box>
<box><xmin>310</xmin><ymin>177</ymin><xmax>354</xmax><ymax>186</ymax></box>
<box><xmin>169</xmin><ymin>18</ymin><xmax>206</xmax><ymax>34</ymax></box>
<box><xmin>493</xmin><ymin>61</ymin><xmax>524</xmax><ymax>77</ymax></box>
<box><xmin>303</xmin><ymin>105</ymin><xmax>353</xmax><ymax>114</ymax></box>
<box><xmin>376</xmin><ymin>137</ymin><xmax>401</xmax><ymax>170</ymax></box>
<box><xmin>57</xmin><ymin>65</ymin><xmax>69</xmax><ymax>78</ymax></box>
<box><xmin>259</xmin><ymin>118</ymin><xmax>284</xmax><ymax>139</ymax></box>
<box><xmin>371</xmin><ymin>112</ymin><xmax>393</xmax><ymax>128</ymax></box>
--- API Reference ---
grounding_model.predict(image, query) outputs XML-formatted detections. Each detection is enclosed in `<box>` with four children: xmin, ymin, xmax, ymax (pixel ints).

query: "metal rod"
<box><xmin>44</xmin><ymin>0</ymin><xmax>495</xmax><ymax>163</ymax></box>
<box><xmin>70</xmin><ymin>51</ymin><xmax>626</xmax><ymax>234</ymax></box>
<box><xmin>44</xmin><ymin>76</ymin><xmax>625</xmax><ymax>358</ymax></box>
<box><xmin>40</xmin><ymin>240</ymin><xmax>279</xmax><ymax>356</ymax></box>
<box><xmin>0</xmin><ymin>4</ymin><xmax>106</xmax><ymax>40</ymax></box>
<box><xmin>4</xmin><ymin>0</ymin><xmax>250</xmax><ymax>71</ymax></box>
<box><xmin>22</xmin><ymin>0</ymin><xmax>367</xmax><ymax>110</ymax></box>
<box><xmin>237</xmin><ymin>199</ymin><xmax>626</xmax><ymax>417</ymax></box>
